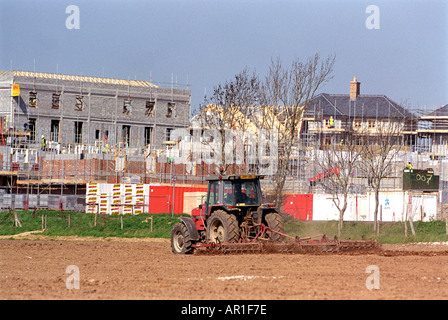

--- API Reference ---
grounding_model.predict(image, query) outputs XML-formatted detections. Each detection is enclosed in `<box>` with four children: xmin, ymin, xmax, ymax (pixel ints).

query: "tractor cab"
<box><xmin>202</xmin><ymin>174</ymin><xmax>264</xmax><ymax>216</ymax></box>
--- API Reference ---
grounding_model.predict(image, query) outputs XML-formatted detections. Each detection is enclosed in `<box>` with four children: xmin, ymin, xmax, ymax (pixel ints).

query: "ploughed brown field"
<box><xmin>1</xmin><ymin>235</ymin><xmax>448</xmax><ymax>300</ymax></box>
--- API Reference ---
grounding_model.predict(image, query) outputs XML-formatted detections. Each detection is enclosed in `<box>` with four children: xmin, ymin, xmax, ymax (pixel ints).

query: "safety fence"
<box><xmin>85</xmin><ymin>183</ymin><xmax>207</xmax><ymax>215</ymax></box>
<box><xmin>0</xmin><ymin>193</ymin><xmax>85</xmax><ymax>211</ymax></box>
<box><xmin>3</xmin><ymin>144</ymin><xmax>448</xmax><ymax>196</ymax></box>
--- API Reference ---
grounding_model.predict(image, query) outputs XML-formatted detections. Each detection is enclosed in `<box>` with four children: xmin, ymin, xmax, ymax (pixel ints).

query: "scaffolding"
<box><xmin>1</xmin><ymin>70</ymin><xmax>447</xmax><ymax>214</ymax></box>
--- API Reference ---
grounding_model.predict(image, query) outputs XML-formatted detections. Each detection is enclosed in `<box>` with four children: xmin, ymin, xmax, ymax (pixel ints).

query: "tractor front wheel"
<box><xmin>171</xmin><ymin>222</ymin><xmax>194</xmax><ymax>254</ymax></box>
<box><xmin>207</xmin><ymin>211</ymin><xmax>239</xmax><ymax>243</ymax></box>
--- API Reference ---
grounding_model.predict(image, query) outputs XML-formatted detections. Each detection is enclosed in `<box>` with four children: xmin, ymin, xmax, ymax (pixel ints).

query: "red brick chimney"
<box><xmin>350</xmin><ymin>76</ymin><xmax>360</xmax><ymax>99</ymax></box>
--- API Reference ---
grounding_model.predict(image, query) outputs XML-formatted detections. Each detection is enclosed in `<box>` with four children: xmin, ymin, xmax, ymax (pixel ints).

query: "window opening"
<box><xmin>74</xmin><ymin>121</ymin><xmax>83</xmax><ymax>144</ymax></box>
<box><xmin>52</xmin><ymin>93</ymin><xmax>61</xmax><ymax>109</ymax></box>
<box><xmin>122</xmin><ymin>125</ymin><xmax>130</xmax><ymax>147</ymax></box>
<box><xmin>27</xmin><ymin>118</ymin><xmax>36</xmax><ymax>142</ymax></box>
<box><xmin>144</xmin><ymin>127</ymin><xmax>152</xmax><ymax>146</ymax></box>
<box><xmin>50</xmin><ymin>120</ymin><xmax>60</xmax><ymax>142</ymax></box>
<box><xmin>146</xmin><ymin>100</ymin><xmax>155</xmax><ymax>116</ymax></box>
<box><xmin>29</xmin><ymin>91</ymin><xmax>37</xmax><ymax>108</ymax></box>
<box><xmin>165</xmin><ymin>128</ymin><xmax>173</xmax><ymax>142</ymax></box>
<box><xmin>123</xmin><ymin>97</ymin><xmax>132</xmax><ymax>115</ymax></box>
<box><xmin>167</xmin><ymin>102</ymin><xmax>175</xmax><ymax>118</ymax></box>
<box><xmin>75</xmin><ymin>95</ymin><xmax>84</xmax><ymax>111</ymax></box>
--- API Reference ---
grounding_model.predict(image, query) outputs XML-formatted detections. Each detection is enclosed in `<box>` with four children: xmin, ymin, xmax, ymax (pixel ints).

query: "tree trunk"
<box><xmin>274</xmin><ymin>174</ymin><xmax>287</xmax><ymax>213</ymax></box>
<box><xmin>337</xmin><ymin>196</ymin><xmax>348</xmax><ymax>237</ymax></box>
<box><xmin>338</xmin><ymin>213</ymin><xmax>344</xmax><ymax>237</ymax></box>
<box><xmin>373</xmin><ymin>188</ymin><xmax>380</xmax><ymax>231</ymax></box>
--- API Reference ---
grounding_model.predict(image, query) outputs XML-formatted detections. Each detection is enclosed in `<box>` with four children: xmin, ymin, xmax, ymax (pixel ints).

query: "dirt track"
<box><xmin>1</xmin><ymin>235</ymin><xmax>448</xmax><ymax>300</ymax></box>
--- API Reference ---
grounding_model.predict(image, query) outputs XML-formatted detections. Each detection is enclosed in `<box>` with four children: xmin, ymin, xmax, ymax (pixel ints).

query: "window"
<box><xmin>146</xmin><ymin>100</ymin><xmax>155</xmax><ymax>116</ymax></box>
<box><xmin>95</xmin><ymin>129</ymin><xmax>100</xmax><ymax>140</ymax></box>
<box><xmin>324</xmin><ymin>117</ymin><xmax>335</xmax><ymax>128</ymax></box>
<box><xmin>123</xmin><ymin>98</ymin><xmax>132</xmax><ymax>115</ymax></box>
<box><xmin>165</xmin><ymin>128</ymin><xmax>173</xmax><ymax>142</ymax></box>
<box><xmin>167</xmin><ymin>102</ymin><xmax>175</xmax><ymax>118</ymax></box>
<box><xmin>353</xmin><ymin>119</ymin><xmax>361</xmax><ymax>129</ymax></box>
<box><xmin>74</xmin><ymin>122</ymin><xmax>83</xmax><ymax>144</ymax></box>
<box><xmin>50</xmin><ymin>120</ymin><xmax>60</xmax><ymax>142</ymax></box>
<box><xmin>75</xmin><ymin>95</ymin><xmax>84</xmax><ymax>111</ymax></box>
<box><xmin>368</xmin><ymin>120</ymin><xmax>376</xmax><ymax>129</ymax></box>
<box><xmin>234</xmin><ymin>180</ymin><xmax>261</xmax><ymax>206</ymax></box>
<box><xmin>144</xmin><ymin>127</ymin><xmax>152</xmax><ymax>146</ymax></box>
<box><xmin>29</xmin><ymin>91</ymin><xmax>37</xmax><ymax>108</ymax></box>
<box><xmin>207</xmin><ymin>181</ymin><xmax>219</xmax><ymax>207</ymax></box>
<box><xmin>223</xmin><ymin>181</ymin><xmax>233</xmax><ymax>205</ymax></box>
<box><xmin>122</xmin><ymin>125</ymin><xmax>130</xmax><ymax>147</ymax></box>
<box><xmin>52</xmin><ymin>93</ymin><xmax>61</xmax><ymax>109</ymax></box>
<box><xmin>27</xmin><ymin>119</ymin><xmax>36</xmax><ymax>142</ymax></box>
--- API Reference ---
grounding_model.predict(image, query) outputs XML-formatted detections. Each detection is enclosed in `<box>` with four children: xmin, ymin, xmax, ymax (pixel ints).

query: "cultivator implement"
<box><xmin>193</xmin><ymin>224</ymin><xmax>379</xmax><ymax>254</ymax></box>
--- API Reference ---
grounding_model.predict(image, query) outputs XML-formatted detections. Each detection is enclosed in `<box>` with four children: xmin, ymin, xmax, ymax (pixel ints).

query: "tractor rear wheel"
<box><xmin>207</xmin><ymin>210</ymin><xmax>239</xmax><ymax>243</ymax></box>
<box><xmin>264</xmin><ymin>212</ymin><xmax>285</xmax><ymax>242</ymax></box>
<box><xmin>171</xmin><ymin>222</ymin><xmax>194</xmax><ymax>254</ymax></box>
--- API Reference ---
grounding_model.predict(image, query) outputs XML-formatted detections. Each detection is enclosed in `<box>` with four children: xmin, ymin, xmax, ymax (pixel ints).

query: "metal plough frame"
<box><xmin>192</xmin><ymin>224</ymin><xmax>379</xmax><ymax>254</ymax></box>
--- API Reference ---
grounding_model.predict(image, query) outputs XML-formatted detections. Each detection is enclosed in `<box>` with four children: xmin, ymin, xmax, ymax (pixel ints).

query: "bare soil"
<box><xmin>1</xmin><ymin>234</ymin><xmax>448</xmax><ymax>300</ymax></box>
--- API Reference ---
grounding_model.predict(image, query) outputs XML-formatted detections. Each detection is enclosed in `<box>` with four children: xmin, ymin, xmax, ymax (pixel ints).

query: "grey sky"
<box><xmin>1</xmin><ymin>0</ymin><xmax>446</xmax><ymax>114</ymax></box>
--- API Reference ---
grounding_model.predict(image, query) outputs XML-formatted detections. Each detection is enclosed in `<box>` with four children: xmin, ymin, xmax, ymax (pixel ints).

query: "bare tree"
<box><xmin>259</xmin><ymin>54</ymin><xmax>335</xmax><ymax>208</ymax></box>
<box><xmin>359</xmin><ymin>120</ymin><xmax>404</xmax><ymax>234</ymax></box>
<box><xmin>315</xmin><ymin>133</ymin><xmax>362</xmax><ymax>236</ymax></box>
<box><xmin>195</xmin><ymin>68</ymin><xmax>260</xmax><ymax>174</ymax></box>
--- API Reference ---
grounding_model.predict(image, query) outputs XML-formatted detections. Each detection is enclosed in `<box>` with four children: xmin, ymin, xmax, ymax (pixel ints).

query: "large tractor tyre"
<box><xmin>171</xmin><ymin>222</ymin><xmax>194</xmax><ymax>254</ymax></box>
<box><xmin>207</xmin><ymin>211</ymin><xmax>240</xmax><ymax>243</ymax></box>
<box><xmin>264</xmin><ymin>212</ymin><xmax>285</xmax><ymax>242</ymax></box>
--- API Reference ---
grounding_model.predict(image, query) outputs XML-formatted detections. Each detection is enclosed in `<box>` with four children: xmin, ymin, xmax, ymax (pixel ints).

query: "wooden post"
<box><xmin>404</xmin><ymin>192</ymin><xmax>408</xmax><ymax>237</ymax></box>
<box><xmin>94</xmin><ymin>211</ymin><xmax>98</xmax><ymax>227</ymax></box>
<box><xmin>409</xmin><ymin>217</ymin><xmax>416</xmax><ymax>236</ymax></box>
<box><xmin>446</xmin><ymin>216</ymin><xmax>448</xmax><ymax>236</ymax></box>
<box><xmin>13</xmin><ymin>210</ymin><xmax>22</xmax><ymax>227</ymax></box>
<box><xmin>149</xmin><ymin>216</ymin><xmax>153</xmax><ymax>232</ymax></box>
<box><xmin>60</xmin><ymin>200</ymin><xmax>66</xmax><ymax>219</ymax></box>
<box><xmin>120</xmin><ymin>215</ymin><xmax>123</xmax><ymax>230</ymax></box>
<box><xmin>42</xmin><ymin>214</ymin><xmax>47</xmax><ymax>230</ymax></box>
<box><xmin>68</xmin><ymin>214</ymin><xmax>71</xmax><ymax>228</ymax></box>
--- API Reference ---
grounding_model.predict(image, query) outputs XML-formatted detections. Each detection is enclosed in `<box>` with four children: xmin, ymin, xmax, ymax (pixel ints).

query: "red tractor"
<box><xmin>171</xmin><ymin>174</ymin><xmax>379</xmax><ymax>254</ymax></box>
<box><xmin>171</xmin><ymin>174</ymin><xmax>283</xmax><ymax>254</ymax></box>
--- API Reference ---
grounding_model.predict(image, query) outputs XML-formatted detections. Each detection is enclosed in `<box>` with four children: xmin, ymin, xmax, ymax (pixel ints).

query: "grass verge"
<box><xmin>283</xmin><ymin>215</ymin><xmax>448</xmax><ymax>244</ymax></box>
<box><xmin>0</xmin><ymin>210</ymin><xmax>184</xmax><ymax>239</ymax></box>
<box><xmin>1</xmin><ymin>210</ymin><xmax>447</xmax><ymax>244</ymax></box>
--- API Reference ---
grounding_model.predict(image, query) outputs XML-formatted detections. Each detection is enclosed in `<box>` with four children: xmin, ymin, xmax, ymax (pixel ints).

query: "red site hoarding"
<box><xmin>282</xmin><ymin>194</ymin><xmax>313</xmax><ymax>220</ymax></box>
<box><xmin>148</xmin><ymin>186</ymin><xmax>207</xmax><ymax>215</ymax></box>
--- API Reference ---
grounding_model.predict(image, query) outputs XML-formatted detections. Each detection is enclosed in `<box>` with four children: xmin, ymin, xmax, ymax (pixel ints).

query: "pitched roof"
<box><xmin>422</xmin><ymin>104</ymin><xmax>448</xmax><ymax>117</ymax></box>
<box><xmin>305</xmin><ymin>93</ymin><xmax>416</xmax><ymax>119</ymax></box>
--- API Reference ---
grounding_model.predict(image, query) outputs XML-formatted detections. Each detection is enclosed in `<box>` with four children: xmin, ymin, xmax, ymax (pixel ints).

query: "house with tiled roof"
<box><xmin>301</xmin><ymin>77</ymin><xmax>418</xmax><ymax>148</ymax></box>
<box><xmin>419</xmin><ymin>104</ymin><xmax>448</xmax><ymax>155</ymax></box>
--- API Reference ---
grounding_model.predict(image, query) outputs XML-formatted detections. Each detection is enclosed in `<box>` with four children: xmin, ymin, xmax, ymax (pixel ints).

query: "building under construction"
<box><xmin>0</xmin><ymin>71</ymin><xmax>446</xmax><ymax>214</ymax></box>
<box><xmin>0</xmin><ymin>70</ymin><xmax>192</xmax><ymax>210</ymax></box>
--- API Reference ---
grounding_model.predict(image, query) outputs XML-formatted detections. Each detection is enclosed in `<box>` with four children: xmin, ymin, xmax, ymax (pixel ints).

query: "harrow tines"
<box><xmin>220</xmin><ymin>242</ymin><xmax>263</xmax><ymax>254</ymax></box>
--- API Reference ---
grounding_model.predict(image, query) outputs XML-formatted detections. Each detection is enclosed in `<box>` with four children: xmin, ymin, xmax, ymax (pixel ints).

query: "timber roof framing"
<box><xmin>0</xmin><ymin>70</ymin><xmax>159</xmax><ymax>88</ymax></box>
